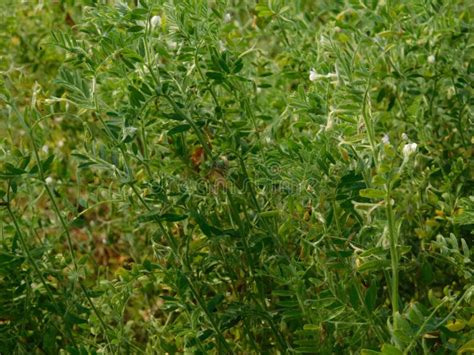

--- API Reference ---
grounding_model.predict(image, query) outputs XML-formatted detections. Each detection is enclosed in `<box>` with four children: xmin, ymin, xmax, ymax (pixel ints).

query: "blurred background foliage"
<box><xmin>0</xmin><ymin>0</ymin><xmax>473</xmax><ymax>353</ymax></box>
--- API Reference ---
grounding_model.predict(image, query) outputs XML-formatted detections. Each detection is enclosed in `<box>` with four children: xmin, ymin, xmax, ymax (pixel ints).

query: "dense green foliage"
<box><xmin>1</xmin><ymin>1</ymin><xmax>473</xmax><ymax>353</ymax></box>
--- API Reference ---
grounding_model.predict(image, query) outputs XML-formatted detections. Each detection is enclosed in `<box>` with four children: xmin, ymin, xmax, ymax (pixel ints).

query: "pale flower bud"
<box><xmin>402</xmin><ymin>142</ymin><xmax>417</xmax><ymax>158</ymax></box>
<box><xmin>219</xmin><ymin>40</ymin><xmax>226</xmax><ymax>52</ymax></box>
<box><xmin>150</xmin><ymin>15</ymin><xmax>161</xmax><ymax>29</ymax></box>
<box><xmin>309</xmin><ymin>68</ymin><xmax>338</xmax><ymax>82</ymax></box>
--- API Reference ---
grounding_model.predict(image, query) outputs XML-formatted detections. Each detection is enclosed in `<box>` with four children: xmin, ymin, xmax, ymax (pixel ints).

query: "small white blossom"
<box><xmin>224</xmin><ymin>13</ymin><xmax>232</xmax><ymax>23</ymax></box>
<box><xmin>219</xmin><ymin>40</ymin><xmax>226</xmax><ymax>52</ymax></box>
<box><xmin>402</xmin><ymin>142</ymin><xmax>417</xmax><ymax>158</ymax></box>
<box><xmin>57</xmin><ymin>139</ymin><xmax>65</xmax><ymax>148</ymax></box>
<box><xmin>309</xmin><ymin>68</ymin><xmax>338</xmax><ymax>82</ymax></box>
<box><xmin>123</xmin><ymin>126</ymin><xmax>138</xmax><ymax>137</ymax></box>
<box><xmin>427</xmin><ymin>55</ymin><xmax>435</xmax><ymax>64</ymax></box>
<box><xmin>401</xmin><ymin>133</ymin><xmax>408</xmax><ymax>141</ymax></box>
<box><xmin>382</xmin><ymin>134</ymin><xmax>390</xmax><ymax>144</ymax></box>
<box><xmin>326</xmin><ymin>114</ymin><xmax>334</xmax><ymax>130</ymax></box>
<box><xmin>447</xmin><ymin>86</ymin><xmax>455</xmax><ymax>99</ymax></box>
<box><xmin>150</xmin><ymin>15</ymin><xmax>161</xmax><ymax>29</ymax></box>
<box><xmin>168</xmin><ymin>41</ymin><xmax>177</xmax><ymax>50</ymax></box>
<box><xmin>326</xmin><ymin>106</ymin><xmax>338</xmax><ymax>130</ymax></box>
<box><xmin>319</xmin><ymin>34</ymin><xmax>330</xmax><ymax>47</ymax></box>
<box><xmin>45</xmin><ymin>176</ymin><xmax>54</xmax><ymax>185</ymax></box>
<box><xmin>41</xmin><ymin>145</ymin><xmax>49</xmax><ymax>154</ymax></box>
<box><xmin>333</xmin><ymin>63</ymin><xmax>341</xmax><ymax>86</ymax></box>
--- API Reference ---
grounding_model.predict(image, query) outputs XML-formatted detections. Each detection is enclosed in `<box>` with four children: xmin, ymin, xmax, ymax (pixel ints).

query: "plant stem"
<box><xmin>385</xmin><ymin>184</ymin><xmax>399</xmax><ymax>332</ymax></box>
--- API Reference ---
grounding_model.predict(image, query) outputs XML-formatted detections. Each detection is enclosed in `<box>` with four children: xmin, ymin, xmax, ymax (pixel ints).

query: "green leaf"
<box><xmin>357</xmin><ymin>259</ymin><xmax>390</xmax><ymax>273</ymax></box>
<box><xmin>360</xmin><ymin>188</ymin><xmax>386</xmax><ymax>199</ymax></box>
<box><xmin>381</xmin><ymin>344</ymin><xmax>402</xmax><ymax>355</ymax></box>
<box><xmin>129</xmin><ymin>85</ymin><xmax>145</xmax><ymax>107</ymax></box>
<box><xmin>302</xmin><ymin>324</ymin><xmax>321</xmax><ymax>331</ymax></box>
<box><xmin>176</xmin><ymin>272</ymin><xmax>189</xmax><ymax>295</ymax></box>
<box><xmin>360</xmin><ymin>247</ymin><xmax>387</xmax><ymax>258</ymax></box>
<box><xmin>406</xmin><ymin>303</ymin><xmax>424</xmax><ymax>326</ymax></box>
<box><xmin>161</xmin><ymin>112</ymin><xmax>187</xmax><ymax>121</ymax></box>
<box><xmin>65</xmin><ymin>312</ymin><xmax>87</xmax><ymax>326</ymax></box>
<box><xmin>4</xmin><ymin>163</ymin><xmax>26</xmax><ymax>176</ymax></box>
<box><xmin>348</xmin><ymin>283</ymin><xmax>360</xmax><ymax>309</ymax></box>
<box><xmin>206</xmin><ymin>71</ymin><xmax>225</xmax><ymax>82</ymax></box>
<box><xmin>42</xmin><ymin>154</ymin><xmax>55</xmax><ymax>173</ymax></box>
<box><xmin>168</xmin><ymin>124</ymin><xmax>191</xmax><ymax>135</ymax></box>
<box><xmin>256</xmin><ymin>4</ymin><xmax>274</xmax><ymax>17</ymax></box>
<box><xmin>206</xmin><ymin>294</ymin><xmax>224</xmax><ymax>312</ymax></box>
<box><xmin>190</xmin><ymin>208</ymin><xmax>225</xmax><ymax>238</ymax></box>
<box><xmin>365</xmin><ymin>281</ymin><xmax>377</xmax><ymax>312</ymax></box>
<box><xmin>361</xmin><ymin>350</ymin><xmax>382</xmax><ymax>355</ymax></box>
<box><xmin>127</xmin><ymin>25</ymin><xmax>145</xmax><ymax>33</ymax></box>
<box><xmin>458</xmin><ymin>339</ymin><xmax>474</xmax><ymax>354</ymax></box>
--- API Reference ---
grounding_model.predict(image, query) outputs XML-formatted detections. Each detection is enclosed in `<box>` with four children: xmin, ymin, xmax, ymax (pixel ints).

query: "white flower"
<box><xmin>402</xmin><ymin>142</ymin><xmax>417</xmax><ymax>158</ymax></box>
<box><xmin>401</xmin><ymin>133</ymin><xmax>408</xmax><ymax>141</ymax></box>
<box><xmin>150</xmin><ymin>15</ymin><xmax>161</xmax><ymax>29</ymax></box>
<box><xmin>57</xmin><ymin>139</ymin><xmax>65</xmax><ymax>148</ymax></box>
<box><xmin>447</xmin><ymin>86</ymin><xmax>455</xmax><ymax>99</ymax></box>
<box><xmin>427</xmin><ymin>55</ymin><xmax>435</xmax><ymax>64</ymax></box>
<box><xmin>41</xmin><ymin>145</ymin><xmax>49</xmax><ymax>154</ymax></box>
<box><xmin>219</xmin><ymin>40</ymin><xmax>226</xmax><ymax>52</ymax></box>
<box><xmin>123</xmin><ymin>126</ymin><xmax>138</xmax><ymax>137</ymax></box>
<box><xmin>382</xmin><ymin>134</ymin><xmax>390</xmax><ymax>144</ymax></box>
<box><xmin>326</xmin><ymin>106</ymin><xmax>338</xmax><ymax>130</ymax></box>
<box><xmin>168</xmin><ymin>41</ymin><xmax>177</xmax><ymax>50</ymax></box>
<box><xmin>319</xmin><ymin>34</ymin><xmax>330</xmax><ymax>47</ymax></box>
<box><xmin>333</xmin><ymin>63</ymin><xmax>341</xmax><ymax>86</ymax></box>
<box><xmin>224</xmin><ymin>13</ymin><xmax>232</xmax><ymax>23</ymax></box>
<box><xmin>45</xmin><ymin>176</ymin><xmax>54</xmax><ymax>185</ymax></box>
<box><xmin>309</xmin><ymin>68</ymin><xmax>338</xmax><ymax>82</ymax></box>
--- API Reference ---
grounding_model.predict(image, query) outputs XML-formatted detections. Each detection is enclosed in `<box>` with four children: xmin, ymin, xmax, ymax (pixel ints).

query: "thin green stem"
<box><xmin>385</xmin><ymin>184</ymin><xmax>400</xmax><ymax>332</ymax></box>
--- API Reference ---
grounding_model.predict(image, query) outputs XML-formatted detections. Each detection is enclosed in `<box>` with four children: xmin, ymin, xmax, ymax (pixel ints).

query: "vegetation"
<box><xmin>1</xmin><ymin>1</ymin><xmax>473</xmax><ymax>353</ymax></box>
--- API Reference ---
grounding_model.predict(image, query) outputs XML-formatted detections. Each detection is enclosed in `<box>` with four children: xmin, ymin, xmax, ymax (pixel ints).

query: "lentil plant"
<box><xmin>1</xmin><ymin>0</ymin><xmax>473</xmax><ymax>354</ymax></box>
